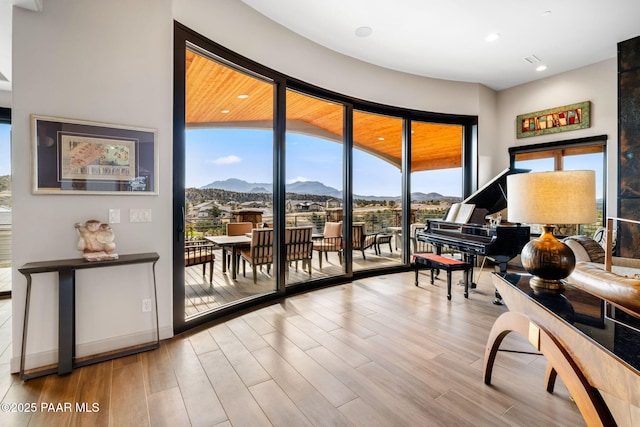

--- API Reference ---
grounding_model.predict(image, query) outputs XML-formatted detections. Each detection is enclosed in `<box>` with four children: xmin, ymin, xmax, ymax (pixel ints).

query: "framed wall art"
<box><xmin>516</xmin><ymin>101</ymin><xmax>590</xmax><ymax>139</ymax></box>
<box><xmin>31</xmin><ymin>115</ymin><xmax>158</xmax><ymax>195</ymax></box>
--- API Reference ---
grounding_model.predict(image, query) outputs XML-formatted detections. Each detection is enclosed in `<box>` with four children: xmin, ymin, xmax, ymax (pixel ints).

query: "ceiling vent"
<box><xmin>523</xmin><ymin>55</ymin><xmax>542</xmax><ymax>64</ymax></box>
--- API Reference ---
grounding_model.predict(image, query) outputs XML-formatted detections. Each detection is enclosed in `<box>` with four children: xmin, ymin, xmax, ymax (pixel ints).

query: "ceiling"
<box><xmin>241</xmin><ymin>0</ymin><xmax>640</xmax><ymax>91</ymax></box>
<box><xmin>2</xmin><ymin>1</ymin><xmax>640</xmax><ymax>92</ymax></box>
<box><xmin>186</xmin><ymin>49</ymin><xmax>464</xmax><ymax>172</ymax></box>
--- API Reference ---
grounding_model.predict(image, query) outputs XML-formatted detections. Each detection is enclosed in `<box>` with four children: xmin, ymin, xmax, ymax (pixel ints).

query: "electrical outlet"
<box><xmin>142</xmin><ymin>299</ymin><xmax>152</xmax><ymax>312</ymax></box>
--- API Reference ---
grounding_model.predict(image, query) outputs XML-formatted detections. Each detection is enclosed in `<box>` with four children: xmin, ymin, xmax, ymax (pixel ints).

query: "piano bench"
<box><xmin>413</xmin><ymin>253</ymin><xmax>472</xmax><ymax>300</ymax></box>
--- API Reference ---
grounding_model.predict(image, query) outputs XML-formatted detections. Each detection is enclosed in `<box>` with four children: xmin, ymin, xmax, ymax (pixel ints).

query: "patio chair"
<box><xmin>313</xmin><ymin>221</ymin><xmax>343</xmax><ymax>269</ymax></box>
<box><xmin>352</xmin><ymin>222</ymin><xmax>378</xmax><ymax>259</ymax></box>
<box><xmin>239</xmin><ymin>228</ymin><xmax>273</xmax><ymax>284</ymax></box>
<box><xmin>184</xmin><ymin>240</ymin><xmax>216</xmax><ymax>284</ymax></box>
<box><xmin>225</xmin><ymin>222</ymin><xmax>253</xmax><ymax>272</ymax></box>
<box><xmin>285</xmin><ymin>226</ymin><xmax>313</xmax><ymax>275</ymax></box>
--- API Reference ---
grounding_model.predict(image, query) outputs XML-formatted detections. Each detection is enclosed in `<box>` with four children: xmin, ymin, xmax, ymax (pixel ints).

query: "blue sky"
<box><xmin>186</xmin><ymin>128</ymin><xmax>463</xmax><ymax>197</ymax></box>
<box><xmin>0</xmin><ymin>124</ymin><xmax>9</xmax><ymax>176</ymax></box>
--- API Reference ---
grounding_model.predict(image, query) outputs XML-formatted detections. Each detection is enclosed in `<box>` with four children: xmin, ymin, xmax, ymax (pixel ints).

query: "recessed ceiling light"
<box><xmin>536</xmin><ymin>65</ymin><xmax>547</xmax><ymax>72</ymax></box>
<box><xmin>237</xmin><ymin>94</ymin><xmax>249</xmax><ymax>99</ymax></box>
<box><xmin>221</xmin><ymin>109</ymin><xmax>230</xmax><ymax>114</ymax></box>
<box><xmin>378</xmin><ymin>137</ymin><xmax>385</xmax><ymax>141</ymax></box>
<box><xmin>355</xmin><ymin>26</ymin><xmax>373</xmax><ymax>37</ymax></box>
<box><xmin>485</xmin><ymin>33</ymin><xmax>501</xmax><ymax>42</ymax></box>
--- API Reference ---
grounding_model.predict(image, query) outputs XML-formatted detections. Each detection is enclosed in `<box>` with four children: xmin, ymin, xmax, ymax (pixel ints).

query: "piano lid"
<box><xmin>462</xmin><ymin>168</ymin><xmax>529</xmax><ymax>214</ymax></box>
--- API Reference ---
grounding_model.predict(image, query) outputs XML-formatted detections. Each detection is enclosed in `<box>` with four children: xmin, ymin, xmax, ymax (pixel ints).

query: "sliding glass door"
<box><xmin>180</xmin><ymin>46</ymin><xmax>276</xmax><ymax>323</ymax></box>
<box><xmin>0</xmin><ymin>110</ymin><xmax>10</xmax><ymax>297</ymax></box>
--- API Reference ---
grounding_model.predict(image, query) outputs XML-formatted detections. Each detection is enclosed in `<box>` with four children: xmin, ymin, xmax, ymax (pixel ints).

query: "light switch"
<box><xmin>130</xmin><ymin>208</ymin><xmax>152</xmax><ymax>222</ymax></box>
<box><xmin>108</xmin><ymin>209</ymin><xmax>120</xmax><ymax>224</ymax></box>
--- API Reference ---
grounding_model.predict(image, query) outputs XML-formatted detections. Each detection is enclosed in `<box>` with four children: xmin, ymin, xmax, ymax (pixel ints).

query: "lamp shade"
<box><xmin>507</xmin><ymin>170</ymin><xmax>596</xmax><ymax>225</ymax></box>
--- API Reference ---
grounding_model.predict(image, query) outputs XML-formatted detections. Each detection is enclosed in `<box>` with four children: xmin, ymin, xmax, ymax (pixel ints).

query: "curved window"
<box><xmin>173</xmin><ymin>23</ymin><xmax>477</xmax><ymax>332</ymax></box>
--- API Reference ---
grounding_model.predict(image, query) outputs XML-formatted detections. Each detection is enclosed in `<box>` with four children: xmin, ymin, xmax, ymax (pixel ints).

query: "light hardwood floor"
<box><xmin>0</xmin><ymin>269</ymin><xmax>585</xmax><ymax>426</ymax></box>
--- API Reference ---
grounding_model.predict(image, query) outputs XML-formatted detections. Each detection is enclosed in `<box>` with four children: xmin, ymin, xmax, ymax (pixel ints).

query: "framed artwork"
<box><xmin>31</xmin><ymin>115</ymin><xmax>158</xmax><ymax>195</ymax></box>
<box><xmin>516</xmin><ymin>101</ymin><xmax>590</xmax><ymax>139</ymax></box>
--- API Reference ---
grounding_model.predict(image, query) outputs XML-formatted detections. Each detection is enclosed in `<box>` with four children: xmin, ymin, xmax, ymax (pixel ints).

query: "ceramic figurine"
<box><xmin>75</xmin><ymin>219</ymin><xmax>118</xmax><ymax>261</ymax></box>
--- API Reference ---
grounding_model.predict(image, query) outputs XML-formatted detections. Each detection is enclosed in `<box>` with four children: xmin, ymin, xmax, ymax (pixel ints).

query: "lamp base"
<box><xmin>521</xmin><ymin>225</ymin><xmax>576</xmax><ymax>295</ymax></box>
<box><xmin>529</xmin><ymin>276</ymin><xmax>566</xmax><ymax>294</ymax></box>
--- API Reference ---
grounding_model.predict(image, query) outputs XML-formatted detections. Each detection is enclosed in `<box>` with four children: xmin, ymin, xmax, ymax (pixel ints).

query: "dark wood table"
<box><xmin>18</xmin><ymin>252</ymin><xmax>160</xmax><ymax>380</ymax></box>
<box><xmin>486</xmin><ymin>272</ymin><xmax>640</xmax><ymax>426</ymax></box>
<box><xmin>206</xmin><ymin>235</ymin><xmax>251</xmax><ymax>280</ymax></box>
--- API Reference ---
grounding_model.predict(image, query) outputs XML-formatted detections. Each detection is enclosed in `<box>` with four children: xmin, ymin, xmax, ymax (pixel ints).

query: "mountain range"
<box><xmin>201</xmin><ymin>178</ymin><xmax>454</xmax><ymax>202</ymax></box>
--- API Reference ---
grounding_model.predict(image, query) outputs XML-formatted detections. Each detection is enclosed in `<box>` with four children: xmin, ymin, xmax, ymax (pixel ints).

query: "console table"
<box><xmin>18</xmin><ymin>252</ymin><xmax>160</xmax><ymax>381</ymax></box>
<box><xmin>486</xmin><ymin>272</ymin><xmax>640</xmax><ymax>426</ymax></box>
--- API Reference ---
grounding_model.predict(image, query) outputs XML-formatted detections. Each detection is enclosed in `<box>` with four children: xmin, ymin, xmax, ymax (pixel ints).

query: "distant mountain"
<box><xmin>287</xmin><ymin>180</ymin><xmax>340</xmax><ymax>196</ymax></box>
<box><xmin>411</xmin><ymin>192</ymin><xmax>450</xmax><ymax>201</ymax></box>
<box><xmin>202</xmin><ymin>178</ymin><xmax>271</xmax><ymax>193</ymax></box>
<box><xmin>202</xmin><ymin>178</ymin><xmax>341</xmax><ymax>197</ymax></box>
<box><xmin>200</xmin><ymin>178</ymin><xmax>460</xmax><ymax>201</ymax></box>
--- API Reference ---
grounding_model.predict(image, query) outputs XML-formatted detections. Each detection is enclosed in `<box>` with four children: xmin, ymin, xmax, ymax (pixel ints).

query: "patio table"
<box><xmin>205</xmin><ymin>235</ymin><xmax>251</xmax><ymax>280</ymax></box>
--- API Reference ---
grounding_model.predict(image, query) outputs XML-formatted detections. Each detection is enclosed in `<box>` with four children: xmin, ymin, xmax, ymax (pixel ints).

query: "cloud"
<box><xmin>287</xmin><ymin>176</ymin><xmax>310</xmax><ymax>184</ymax></box>
<box><xmin>210</xmin><ymin>155</ymin><xmax>242</xmax><ymax>165</ymax></box>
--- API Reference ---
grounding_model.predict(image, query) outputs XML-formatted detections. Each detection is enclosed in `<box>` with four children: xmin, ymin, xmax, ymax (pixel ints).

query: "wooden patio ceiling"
<box><xmin>185</xmin><ymin>49</ymin><xmax>462</xmax><ymax>172</ymax></box>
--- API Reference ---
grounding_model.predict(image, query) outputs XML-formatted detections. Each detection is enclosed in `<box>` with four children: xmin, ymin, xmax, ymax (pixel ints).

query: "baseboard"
<box><xmin>11</xmin><ymin>326</ymin><xmax>173</xmax><ymax>374</ymax></box>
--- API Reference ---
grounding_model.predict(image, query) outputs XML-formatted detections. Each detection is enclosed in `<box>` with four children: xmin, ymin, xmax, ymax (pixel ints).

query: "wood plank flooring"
<box><xmin>0</xmin><ymin>269</ymin><xmax>585</xmax><ymax>426</ymax></box>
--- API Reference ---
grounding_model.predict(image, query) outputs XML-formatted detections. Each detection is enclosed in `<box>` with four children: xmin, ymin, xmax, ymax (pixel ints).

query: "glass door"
<box><xmin>410</xmin><ymin>121</ymin><xmax>463</xmax><ymax>255</ymax></box>
<box><xmin>352</xmin><ymin>110</ymin><xmax>403</xmax><ymax>270</ymax></box>
<box><xmin>285</xmin><ymin>90</ymin><xmax>345</xmax><ymax>284</ymax></box>
<box><xmin>0</xmin><ymin>110</ymin><xmax>10</xmax><ymax>297</ymax></box>
<box><xmin>179</xmin><ymin>46</ymin><xmax>276</xmax><ymax>323</ymax></box>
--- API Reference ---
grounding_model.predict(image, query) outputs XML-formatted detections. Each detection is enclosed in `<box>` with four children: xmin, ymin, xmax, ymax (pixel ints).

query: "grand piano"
<box><xmin>416</xmin><ymin>168</ymin><xmax>530</xmax><ymax>284</ymax></box>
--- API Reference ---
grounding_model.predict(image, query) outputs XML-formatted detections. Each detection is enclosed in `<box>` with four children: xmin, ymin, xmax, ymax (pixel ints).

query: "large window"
<box><xmin>182</xmin><ymin>47</ymin><xmax>276</xmax><ymax>321</ymax></box>
<box><xmin>410</xmin><ymin>121</ymin><xmax>463</xmax><ymax>254</ymax></box>
<box><xmin>285</xmin><ymin>90</ymin><xmax>345</xmax><ymax>283</ymax></box>
<box><xmin>510</xmin><ymin>136</ymin><xmax>606</xmax><ymax>236</ymax></box>
<box><xmin>173</xmin><ymin>23</ymin><xmax>477</xmax><ymax>331</ymax></box>
<box><xmin>0</xmin><ymin>107</ymin><xmax>10</xmax><ymax>297</ymax></box>
<box><xmin>352</xmin><ymin>110</ymin><xmax>403</xmax><ymax>270</ymax></box>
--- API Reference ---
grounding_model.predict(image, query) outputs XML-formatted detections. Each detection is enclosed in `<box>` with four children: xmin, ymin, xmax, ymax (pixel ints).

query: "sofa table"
<box><xmin>486</xmin><ymin>272</ymin><xmax>640</xmax><ymax>426</ymax></box>
<box><xmin>18</xmin><ymin>252</ymin><xmax>160</xmax><ymax>380</ymax></box>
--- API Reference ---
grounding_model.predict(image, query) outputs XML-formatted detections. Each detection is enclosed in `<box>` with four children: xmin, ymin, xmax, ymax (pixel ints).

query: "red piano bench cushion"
<box><xmin>413</xmin><ymin>253</ymin><xmax>468</xmax><ymax>267</ymax></box>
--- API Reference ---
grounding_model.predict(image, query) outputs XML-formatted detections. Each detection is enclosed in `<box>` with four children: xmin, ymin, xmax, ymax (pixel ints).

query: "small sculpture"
<box><xmin>75</xmin><ymin>219</ymin><xmax>118</xmax><ymax>261</ymax></box>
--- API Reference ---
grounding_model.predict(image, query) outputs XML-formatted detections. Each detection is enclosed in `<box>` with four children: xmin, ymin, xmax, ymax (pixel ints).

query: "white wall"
<box><xmin>495</xmin><ymin>59</ymin><xmax>618</xmax><ymax>214</ymax></box>
<box><xmin>11</xmin><ymin>0</ymin><xmax>173</xmax><ymax>371</ymax></box>
<box><xmin>0</xmin><ymin>90</ymin><xmax>10</xmax><ymax>108</ymax></box>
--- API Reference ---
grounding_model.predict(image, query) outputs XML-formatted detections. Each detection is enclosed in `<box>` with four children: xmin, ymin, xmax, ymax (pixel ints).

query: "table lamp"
<box><xmin>507</xmin><ymin>170</ymin><xmax>596</xmax><ymax>294</ymax></box>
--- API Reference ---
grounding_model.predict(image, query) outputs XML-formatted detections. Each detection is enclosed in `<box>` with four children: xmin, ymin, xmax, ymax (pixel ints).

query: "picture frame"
<box><xmin>516</xmin><ymin>101</ymin><xmax>590</xmax><ymax>139</ymax></box>
<box><xmin>31</xmin><ymin>115</ymin><xmax>158</xmax><ymax>195</ymax></box>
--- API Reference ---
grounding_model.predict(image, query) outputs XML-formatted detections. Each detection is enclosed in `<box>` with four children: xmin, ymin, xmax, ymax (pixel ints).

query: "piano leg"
<box><xmin>462</xmin><ymin>253</ymin><xmax>477</xmax><ymax>289</ymax></box>
<box><xmin>491</xmin><ymin>257</ymin><xmax>510</xmax><ymax>305</ymax></box>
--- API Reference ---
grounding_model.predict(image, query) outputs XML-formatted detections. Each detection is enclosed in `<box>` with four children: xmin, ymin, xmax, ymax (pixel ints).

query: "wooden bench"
<box><xmin>413</xmin><ymin>253</ymin><xmax>471</xmax><ymax>300</ymax></box>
